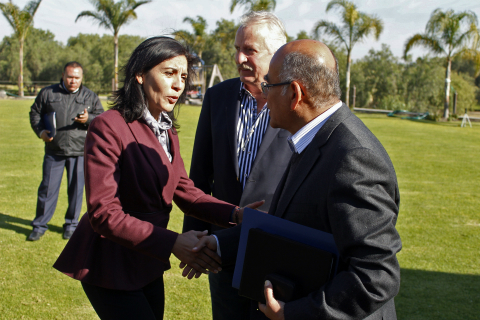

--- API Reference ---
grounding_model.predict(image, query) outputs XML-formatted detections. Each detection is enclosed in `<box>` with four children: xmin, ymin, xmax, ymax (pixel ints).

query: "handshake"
<box><xmin>173</xmin><ymin>230</ymin><xmax>220</xmax><ymax>279</ymax></box>
<box><xmin>172</xmin><ymin>200</ymin><xmax>265</xmax><ymax>280</ymax></box>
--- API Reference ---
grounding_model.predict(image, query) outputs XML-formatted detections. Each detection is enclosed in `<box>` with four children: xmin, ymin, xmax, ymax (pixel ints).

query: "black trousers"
<box><xmin>82</xmin><ymin>277</ymin><xmax>165</xmax><ymax>320</ymax></box>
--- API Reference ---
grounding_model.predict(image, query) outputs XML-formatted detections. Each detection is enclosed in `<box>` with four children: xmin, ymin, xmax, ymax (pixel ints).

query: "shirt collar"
<box><xmin>288</xmin><ymin>101</ymin><xmax>343</xmax><ymax>154</ymax></box>
<box><xmin>61</xmin><ymin>81</ymin><xmax>80</xmax><ymax>94</ymax></box>
<box><xmin>239</xmin><ymin>82</ymin><xmax>268</xmax><ymax>112</ymax></box>
<box><xmin>143</xmin><ymin>108</ymin><xmax>172</xmax><ymax>131</ymax></box>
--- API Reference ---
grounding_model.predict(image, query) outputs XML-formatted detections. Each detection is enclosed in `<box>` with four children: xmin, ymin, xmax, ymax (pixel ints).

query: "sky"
<box><xmin>1</xmin><ymin>0</ymin><xmax>480</xmax><ymax>61</ymax></box>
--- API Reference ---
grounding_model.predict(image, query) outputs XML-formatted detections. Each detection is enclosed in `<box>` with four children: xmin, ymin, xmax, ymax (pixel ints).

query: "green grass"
<box><xmin>0</xmin><ymin>100</ymin><xmax>479</xmax><ymax>319</ymax></box>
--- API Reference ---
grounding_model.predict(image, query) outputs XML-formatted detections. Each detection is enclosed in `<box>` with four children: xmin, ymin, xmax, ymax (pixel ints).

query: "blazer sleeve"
<box><xmin>284</xmin><ymin>148</ymin><xmax>402</xmax><ymax>320</ymax></box>
<box><xmin>85</xmin><ymin>116</ymin><xmax>179</xmax><ymax>263</ymax></box>
<box><xmin>182</xmin><ymin>87</ymin><xmax>216</xmax><ymax>233</ymax></box>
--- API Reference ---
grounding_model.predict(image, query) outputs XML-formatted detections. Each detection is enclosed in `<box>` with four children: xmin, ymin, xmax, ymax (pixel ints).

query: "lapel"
<box><xmin>226</xmin><ymin>79</ymin><xmax>242</xmax><ymax>178</ymax></box>
<box><xmin>127</xmin><ymin>119</ymin><xmax>177</xmax><ymax>205</ymax></box>
<box><xmin>251</xmin><ymin>124</ymin><xmax>277</xmax><ymax>168</ymax></box>
<box><xmin>273</xmin><ymin>104</ymin><xmax>352</xmax><ymax>218</ymax></box>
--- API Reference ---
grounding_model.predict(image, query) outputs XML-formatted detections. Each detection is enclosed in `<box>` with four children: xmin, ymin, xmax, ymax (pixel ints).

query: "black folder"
<box><xmin>239</xmin><ymin>228</ymin><xmax>336</xmax><ymax>304</ymax></box>
<box><xmin>43</xmin><ymin>112</ymin><xmax>56</xmax><ymax>138</ymax></box>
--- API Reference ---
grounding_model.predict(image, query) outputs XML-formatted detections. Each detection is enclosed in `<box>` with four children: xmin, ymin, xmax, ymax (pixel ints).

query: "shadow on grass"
<box><xmin>397</xmin><ymin>268</ymin><xmax>480</xmax><ymax>319</ymax></box>
<box><xmin>0</xmin><ymin>212</ymin><xmax>64</xmax><ymax>237</ymax></box>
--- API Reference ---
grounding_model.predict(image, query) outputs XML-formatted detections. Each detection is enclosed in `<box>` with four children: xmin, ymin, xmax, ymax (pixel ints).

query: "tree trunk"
<box><xmin>114</xmin><ymin>33</ymin><xmax>119</xmax><ymax>92</ymax></box>
<box><xmin>19</xmin><ymin>39</ymin><xmax>24</xmax><ymax>97</ymax></box>
<box><xmin>443</xmin><ymin>58</ymin><xmax>451</xmax><ymax>119</ymax></box>
<box><xmin>345</xmin><ymin>51</ymin><xmax>351</xmax><ymax>108</ymax></box>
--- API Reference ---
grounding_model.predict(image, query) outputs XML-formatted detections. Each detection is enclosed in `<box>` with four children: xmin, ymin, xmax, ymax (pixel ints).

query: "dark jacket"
<box><xmin>29</xmin><ymin>81</ymin><xmax>104</xmax><ymax>157</ymax></box>
<box><xmin>216</xmin><ymin>105</ymin><xmax>401</xmax><ymax>320</ymax></box>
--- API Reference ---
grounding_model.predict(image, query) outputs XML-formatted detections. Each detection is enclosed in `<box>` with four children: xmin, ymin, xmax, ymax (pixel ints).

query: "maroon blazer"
<box><xmin>54</xmin><ymin>109</ymin><xmax>234</xmax><ymax>290</ymax></box>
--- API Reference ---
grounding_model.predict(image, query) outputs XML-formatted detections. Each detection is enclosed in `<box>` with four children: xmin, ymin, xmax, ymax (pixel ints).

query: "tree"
<box><xmin>296</xmin><ymin>30</ymin><xmax>310</xmax><ymax>40</ymax></box>
<box><xmin>203</xmin><ymin>19</ymin><xmax>238</xmax><ymax>81</ymax></box>
<box><xmin>313</xmin><ymin>0</ymin><xmax>383</xmax><ymax>108</ymax></box>
<box><xmin>230</xmin><ymin>0</ymin><xmax>276</xmax><ymax>13</ymax></box>
<box><xmin>0</xmin><ymin>0</ymin><xmax>42</xmax><ymax>97</ymax></box>
<box><xmin>75</xmin><ymin>0</ymin><xmax>151</xmax><ymax>91</ymax></box>
<box><xmin>174</xmin><ymin>16</ymin><xmax>209</xmax><ymax>59</ymax></box>
<box><xmin>404</xmin><ymin>8</ymin><xmax>478</xmax><ymax>119</ymax></box>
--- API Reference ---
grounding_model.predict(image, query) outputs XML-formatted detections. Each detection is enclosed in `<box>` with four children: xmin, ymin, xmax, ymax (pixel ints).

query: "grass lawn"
<box><xmin>0</xmin><ymin>99</ymin><xmax>479</xmax><ymax>319</ymax></box>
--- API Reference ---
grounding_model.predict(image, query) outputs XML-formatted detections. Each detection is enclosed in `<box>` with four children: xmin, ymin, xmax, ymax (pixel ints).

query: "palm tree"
<box><xmin>174</xmin><ymin>16</ymin><xmax>208</xmax><ymax>59</ymax></box>
<box><xmin>404</xmin><ymin>9</ymin><xmax>478</xmax><ymax>119</ymax></box>
<box><xmin>230</xmin><ymin>0</ymin><xmax>276</xmax><ymax>13</ymax></box>
<box><xmin>76</xmin><ymin>0</ymin><xmax>151</xmax><ymax>91</ymax></box>
<box><xmin>0</xmin><ymin>0</ymin><xmax>42</xmax><ymax>97</ymax></box>
<box><xmin>313</xmin><ymin>0</ymin><xmax>383</xmax><ymax>108</ymax></box>
<box><xmin>461</xmin><ymin>23</ymin><xmax>480</xmax><ymax>78</ymax></box>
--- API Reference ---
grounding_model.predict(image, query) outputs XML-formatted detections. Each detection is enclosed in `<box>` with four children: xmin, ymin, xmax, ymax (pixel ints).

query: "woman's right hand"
<box><xmin>171</xmin><ymin>230</ymin><xmax>221</xmax><ymax>278</ymax></box>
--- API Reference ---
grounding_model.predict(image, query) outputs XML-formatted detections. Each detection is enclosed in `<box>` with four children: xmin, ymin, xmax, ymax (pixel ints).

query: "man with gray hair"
<box><xmin>182</xmin><ymin>11</ymin><xmax>292</xmax><ymax>320</ymax></box>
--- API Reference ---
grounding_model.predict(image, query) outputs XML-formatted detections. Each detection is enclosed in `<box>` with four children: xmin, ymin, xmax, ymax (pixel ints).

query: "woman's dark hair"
<box><xmin>111</xmin><ymin>36</ymin><xmax>198</xmax><ymax>127</ymax></box>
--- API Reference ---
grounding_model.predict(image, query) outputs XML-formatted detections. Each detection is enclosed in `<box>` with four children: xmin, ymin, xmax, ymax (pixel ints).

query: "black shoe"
<box><xmin>27</xmin><ymin>231</ymin><xmax>43</xmax><ymax>241</ymax></box>
<box><xmin>63</xmin><ymin>230</ymin><xmax>74</xmax><ymax>239</ymax></box>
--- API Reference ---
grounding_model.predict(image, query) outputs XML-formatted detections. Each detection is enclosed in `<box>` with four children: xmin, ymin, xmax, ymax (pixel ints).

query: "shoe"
<box><xmin>63</xmin><ymin>230</ymin><xmax>74</xmax><ymax>239</ymax></box>
<box><xmin>27</xmin><ymin>231</ymin><xmax>44</xmax><ymax>241</ymax></box>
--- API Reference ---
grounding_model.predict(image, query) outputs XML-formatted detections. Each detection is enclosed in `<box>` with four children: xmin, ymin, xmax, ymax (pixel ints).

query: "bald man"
<box><xmin>188</xmin><ymin>40</ymin><xmax>402</xmax><ymax>320</ymax></box>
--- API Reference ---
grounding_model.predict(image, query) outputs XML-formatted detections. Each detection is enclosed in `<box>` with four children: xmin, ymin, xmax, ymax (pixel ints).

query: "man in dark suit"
<box><xmin>188</xmin><ymin>40</ymin><xmax>402</xmax><ymax>320</ymax></box>
<box><xmin>182</xmin><ymin>11</ymin><xmax>292</xmax><ymax>320</ymax></box>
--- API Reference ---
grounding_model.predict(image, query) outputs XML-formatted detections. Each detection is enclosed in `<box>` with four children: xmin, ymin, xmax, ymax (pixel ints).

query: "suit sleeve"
<box><xmin>284</xmin><ymin>148</ymin><xmax>402</xmax><ymax>320</ymax></box>
<box><xmin>85</xmin><ymin>116</ymin><xmax>178</xmax><ymax>263</ymax></box>
<box><xmin>182</xmin><ymin>88</ymin><xmax>216</xmax><ymax>233</ymax></box>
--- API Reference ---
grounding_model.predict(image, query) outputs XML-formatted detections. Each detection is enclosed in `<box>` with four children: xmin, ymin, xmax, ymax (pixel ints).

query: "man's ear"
<box><xmin>290</xmin><ymin>81</ymin><xmax>305</xmax><ymax>111</ymax></box>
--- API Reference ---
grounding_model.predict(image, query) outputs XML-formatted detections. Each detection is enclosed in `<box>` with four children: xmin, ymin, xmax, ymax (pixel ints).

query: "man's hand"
<box><xmin>258</xmin><ymin>280</ymin><xmax>285</xmax><ymax>320</ymax></box>
<box><xmin>172</xmin><ymin>231</ymin><xmax>221</xmax><ymax>279</ymax></box>
<box><xmin>178</xmin><ymin>235</ymin><xmax>219</xmax><ymax>279</ymax></box>
<box><xmin>74</xmin><ymin>108</ymin><xmax>89</xmax><ymax>123</ymax></box>
<box><xmin>40</xmin><ymin>130</ymin><xmax>53</xmax><ymax>142</ymax></box>
<box><xmin>237</xmin><ymin>200</ymin><xmax>265</xmax><ymax>224</ymax></box>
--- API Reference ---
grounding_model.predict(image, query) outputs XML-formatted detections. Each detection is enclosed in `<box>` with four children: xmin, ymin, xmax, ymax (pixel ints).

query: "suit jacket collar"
<box><xmin>270</xmin><ymin>104</ymin><xmax>352</xmax><ymax>218</ymax></box>
<box><xmin>127</xmin><ymin>118</ymin><xmax>179</xmax><ymax>206</ymax></box>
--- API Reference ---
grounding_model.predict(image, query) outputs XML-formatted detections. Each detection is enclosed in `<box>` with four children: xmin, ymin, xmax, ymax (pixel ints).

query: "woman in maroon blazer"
<box><xmin>54</xmin><ymin>37</ymin><xmax>258</xmax><ymax>320</ymax></box>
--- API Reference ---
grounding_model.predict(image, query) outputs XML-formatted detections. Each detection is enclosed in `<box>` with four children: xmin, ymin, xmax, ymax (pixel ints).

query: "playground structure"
<box><xmin>187</xmin><ymin>63</ymin><xmax>223</xmax><ymax>104</ymax></box>
<box><xmin>387</xmin><ymin>110</ymin><xmax>429</xmax><ymax>120</ymax></box>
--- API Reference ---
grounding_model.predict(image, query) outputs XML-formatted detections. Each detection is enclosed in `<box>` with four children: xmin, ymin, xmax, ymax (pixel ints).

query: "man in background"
<box><xmin>182</xmin><ymin>11</ymin><xmax>292</xmax><ymax>320</ymax></box>
<box><xmin>28</xmin><ymin>61</ymin><xmax>104</xmax><ymax>241</ymax></box>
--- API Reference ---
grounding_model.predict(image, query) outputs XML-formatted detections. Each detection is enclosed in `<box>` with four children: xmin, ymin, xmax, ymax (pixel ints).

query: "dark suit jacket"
<box><xmin>53</xmin><ymin>110</ymin><xmax>234</xmax><ymax>290</ymax></box>
<box><xmin>216</xmin><ymin>105</ymin><xmax>402</xmax><ymax>320</ymax></box>
<box><xmin>183</xmin><ymin>78</ymin><xmax>292</xmax><ymax>234</ymax></box>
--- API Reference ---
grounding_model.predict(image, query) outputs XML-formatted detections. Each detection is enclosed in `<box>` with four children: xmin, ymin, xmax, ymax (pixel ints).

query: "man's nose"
<box><xmin>236</xmin><ymin>51</ymin><xmax>247</xmax><ymax>65</ymax></box>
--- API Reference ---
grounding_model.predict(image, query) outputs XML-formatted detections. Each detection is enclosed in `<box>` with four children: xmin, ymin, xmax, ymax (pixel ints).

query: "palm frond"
<box><xmin>313</xmin><ymin>20</ymin><xmax>348</xmax><ymax>49</ymax></box>
<box><xmin>404</xmin><ymin>34</ymin><xmax>445</xmax><ymax>59</ymax></box>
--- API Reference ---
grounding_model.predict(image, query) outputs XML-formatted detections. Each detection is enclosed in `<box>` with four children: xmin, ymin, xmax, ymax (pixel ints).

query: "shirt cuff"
<box><xmin>212</xmin><ymin>234</ymin><xmax>221</xmax><ymax>257</ymax></box>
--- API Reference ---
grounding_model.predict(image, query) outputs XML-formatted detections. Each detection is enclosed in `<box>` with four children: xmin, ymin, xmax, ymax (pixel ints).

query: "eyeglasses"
<box><xmin>260</xmin><ymin>81</ymin><xmax>292</xmax><ymax>94</ymax></box>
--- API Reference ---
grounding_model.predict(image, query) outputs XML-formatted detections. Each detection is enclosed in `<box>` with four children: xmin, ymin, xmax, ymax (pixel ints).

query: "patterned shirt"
<box><xmin>143</xmin><ymin>108</ymin><xmax>173</xmax><ymax>162</ymax></box>
<box><xmin>237</xmin><ymin>83</ymin><xmax>270</xmax><ymax>188</ymax></box>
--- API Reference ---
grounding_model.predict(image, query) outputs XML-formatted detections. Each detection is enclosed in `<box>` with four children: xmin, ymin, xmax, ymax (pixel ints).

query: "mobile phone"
<box><xmin>77</xmin><ymin>111</ymin><xmax>85</xmax><ymax>117</ymax></box>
